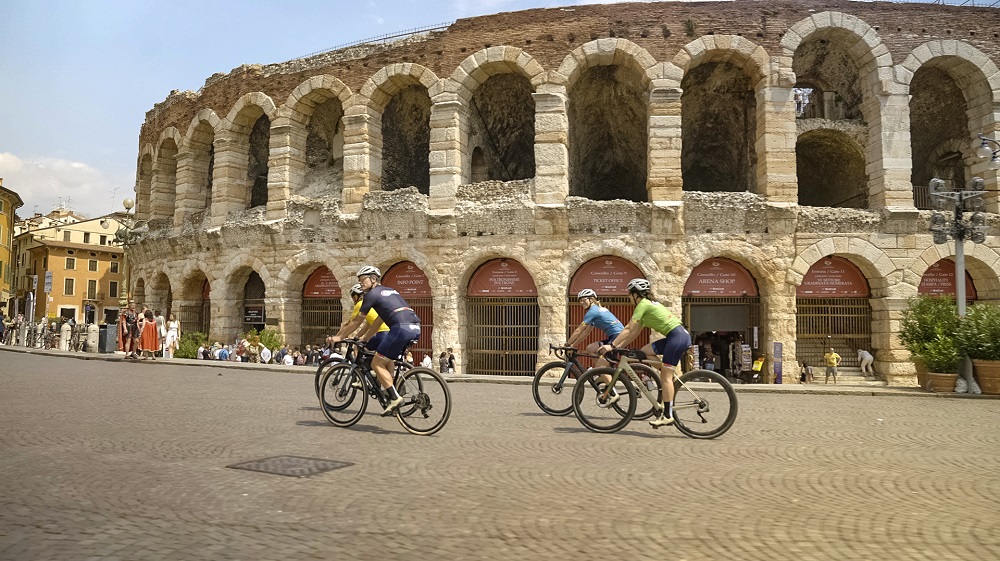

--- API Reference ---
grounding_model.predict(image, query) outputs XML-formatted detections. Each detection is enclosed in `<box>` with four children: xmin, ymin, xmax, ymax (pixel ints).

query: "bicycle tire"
<box><xmin>314</xmin><ymin>356</ymin><xmax>343</xmax><ymax>398</ymax></box>
<box><xmin>671</xmin><ymin>369</ymin><xmax>738</xmax><ymax>439</ymax></box>
<box><xmin>531</xmin><ymin>361</ymin><xmax>576</xmax><ymax>416</ymax></box>
<box><xmin>394</xmin><ymin>361</ymin><xmax>421</xmax><ymax>418</ymax></box>
<box><xmin>394</xmin><ymin>367</ymin><xmax>451</xmax><ymax>436</ymax></box>
<box><xmin>631</xmin><ymin>364</ymin><xmax>662</xmax><ymax>421</ymax></box>
<box><xmin>319</xmin><ymin>364</ymin><xmax>368</xmax><ymax>427</ymax></box>
<box><xmin>572</xmin><ymin>368</ymin><xmax>636</xmax><ymax>434</ymax></box>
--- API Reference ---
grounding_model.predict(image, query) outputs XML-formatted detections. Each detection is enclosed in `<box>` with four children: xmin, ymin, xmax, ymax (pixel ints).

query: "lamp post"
<box><xmin>111</xmin><ymin>198</ymin><xmax>146</xmax><ymax>309</ymax></box>
<box><xmin>975</xmin><ymin>134</ymin><xmax>1000</xmax><ymax>170</ymax></box>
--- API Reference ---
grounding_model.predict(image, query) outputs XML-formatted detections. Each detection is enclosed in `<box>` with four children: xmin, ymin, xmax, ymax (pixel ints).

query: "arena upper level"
<box><xmin>130</xmin><ymin>0</ymin><xmax>1000</xmax><ymax>383</ymax></box>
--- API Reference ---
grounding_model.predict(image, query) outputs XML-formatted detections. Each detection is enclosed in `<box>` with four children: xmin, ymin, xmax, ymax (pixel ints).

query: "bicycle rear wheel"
<box><xmin>572</xmin><ymin>368</ymin><xmax>636</xmax><ymax>434</ymax></box>
<box><xmin>531</xmin><ymin>361</ymin><xmax>576</xmax><ymax>416</ymax></box>
<box><xmin>671</xmin><ymin>369</ymin><xmax>738</xmax><ymax>439</ymax></box>
<box><xmin>631</xmin><ymin>364</ymin><xmax>662</xmax><ymax>421</ymax></box>
<box><xmin>319</xmin><ymin>364</ymin><xmax>368</xmax><ymax>427</ymax></box>
<box><xmin>394</xmin><ymin>367</ymin><xmax>451</xmax><ymax>436</ymax></box>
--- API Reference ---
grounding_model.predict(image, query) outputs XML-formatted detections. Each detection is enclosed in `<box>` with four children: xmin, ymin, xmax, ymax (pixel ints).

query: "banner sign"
<box><xmin>384</xmin><ymin>261</ymin><xmax>432</xmax><ymax>298</ymax></box>
<box><xmin>918</xmin><ymin>259</ymin><xmax>977</xmax><ymax>300</ymax></box>
<box><xmin>683</xmin><ymin>257</ymin><xmax>758</xmax><ymax>297</ymax></box>
<box><xmin>797</xmin><ymin>256</ymin><xmax>870</xmax><ymax>297</ymax></box>
<box><xmin>303</xmin><ymin>266</ymin><xmax>342</xmax><ymax>298</ymax></box>
<box><xmin>468</xmin><ymin>259</ymin><xmax>538</xmax><ymax>296</ymax></box>
<box><xmin>569</xmin><ymin>256</ymin><xmax>644</xmax><ymax>296</ymax></box>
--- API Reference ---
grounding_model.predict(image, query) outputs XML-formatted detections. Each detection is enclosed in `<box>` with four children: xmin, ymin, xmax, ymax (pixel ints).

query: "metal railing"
<box><xmin>294</xmin><ymin>22</ymin><xmax>454</xmax><ymax>61</ymax></box>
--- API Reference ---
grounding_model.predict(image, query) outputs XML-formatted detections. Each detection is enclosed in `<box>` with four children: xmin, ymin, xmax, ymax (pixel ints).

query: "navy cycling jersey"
<box><xmin>359</xmin><ymin>285</ymin><xmax>420</xmax><ymax>326</ymax></box>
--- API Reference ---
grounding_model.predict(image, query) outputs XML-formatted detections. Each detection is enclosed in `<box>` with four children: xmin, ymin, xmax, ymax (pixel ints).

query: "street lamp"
<box><xmin>111</xmin><ymin>197</ymin><xmax>147</xmax><ymax>308</ymax></box>
<box><xmin>975</xmin><ymin>134</ymin><xmax>1000</xmax><ymax>169</ymax></box>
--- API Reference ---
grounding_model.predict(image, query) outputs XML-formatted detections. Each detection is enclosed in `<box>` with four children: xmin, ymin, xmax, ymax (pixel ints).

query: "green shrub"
<box><xmin>900</xmin><ymin>296</ymin><xmax>961</xmax><ymax>373</ymax></box>
<box><xmin>917</xmin><ymin>335</ymin><xmax>962</xmax><ymax>373</ymax></box>
<box><xmin>175</xmin><ymin>331</ymin><xmax>207</xmax><ymax>359</ymax></box>
<box><xmin>955</xmin><ymin>303</ymin><xmax>1000</xmax><ymax>361</ymax></box>
<box><xmin>244</xmin><ymin>328</ymin><xmax>283</xmax><ymax>351</ymax></box>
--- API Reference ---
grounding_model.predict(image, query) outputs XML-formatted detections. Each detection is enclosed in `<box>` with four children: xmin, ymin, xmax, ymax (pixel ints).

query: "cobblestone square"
<box><xmin>1</xmin><ymin>352</ymin><xmax>998</xmax><ymax>560</ymax></box>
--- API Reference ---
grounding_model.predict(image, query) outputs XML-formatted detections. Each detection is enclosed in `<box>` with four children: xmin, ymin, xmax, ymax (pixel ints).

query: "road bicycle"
<box><xmin>532</xmin><ymin>343</ymin><xmax>661</xmax><ymax>420</ymax></box>
<box><xmin>313</xmin><ymin>339</ymin><xmax>413</xmax><ymax>398</ymax></box>
<box><xmin>572</xmin><ymin>348</ymin><xmax>738</xmax><ymax>439</ymax></box>
<box><xmin>319</xmin><ymin>339</ymin><xmax>451</xmax><ymax>436</ymax></box>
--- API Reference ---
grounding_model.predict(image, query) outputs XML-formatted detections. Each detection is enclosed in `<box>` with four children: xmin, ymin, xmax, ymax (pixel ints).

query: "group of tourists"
<box><xmin>116</xmin><ymin>303</ymin><xmax>179</xmax><ymax>360</ymax></box>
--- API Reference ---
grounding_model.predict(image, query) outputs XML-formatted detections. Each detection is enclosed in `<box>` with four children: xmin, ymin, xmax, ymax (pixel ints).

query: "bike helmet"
<box><xmin>350</xmin><ymin>283</ymin><xmax>364</xmax><ymax>296</ymax></box>
<box><xmin>626</xmin><ymin>278</ymin><xmax>651</xmax><ymax>293</ymax></box>
<box><xmin>577</xmin><ymin>288</ymin><xmax>598</xmax><ymax>300</ymax></box>
<box><xmin>356</xmin><ymin>265</ymin><xmax>381</xmax><ymax>278</ymax></box>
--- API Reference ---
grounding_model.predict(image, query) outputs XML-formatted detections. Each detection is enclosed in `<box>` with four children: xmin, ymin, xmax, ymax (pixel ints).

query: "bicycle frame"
<box><xmin>600</xmin><ymin>354</ymin><xmax>710</xmax><ymax>421</ymax></box>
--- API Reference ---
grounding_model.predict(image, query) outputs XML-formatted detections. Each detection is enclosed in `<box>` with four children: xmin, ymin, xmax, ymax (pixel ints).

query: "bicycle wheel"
<box><xmin>531</xmin><ymin>361</ymin><xmax>577</xmax><ymax>416</ymax></box>
<box><xmin>319</xmin><ymin>364</ymin><xmax>368</xmax><ymax>427</ymax></box>
<box><xmin>671</xmin><ymin>369</ymin><xmax>738</xmax><ymax>439</ymax></box>
<box><xmin>394</xmin><ymin>367</ymin><xmax>451</xmax><ymax>436</ymax></box>
<box><xmin>631</xmin><ymin>365</ymin><xmax>662</xmax><ymax>421</ymax></box>
<box><xmin>314</xmin><ymin>357</ymin><xmax>342</xmax><ymax>398</ymax></box>
<box><xmin>572</xmin><ymin>368</ymin><xmax>636</xmax><ymax>434</ymax></box>
<box><xmin>394</xmin><ymin>362</ymin><xmax>421</xmax><ymax>418</ymax></box>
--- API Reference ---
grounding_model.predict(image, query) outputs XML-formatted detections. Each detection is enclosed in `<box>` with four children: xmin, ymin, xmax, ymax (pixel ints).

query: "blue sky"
<box><xmin>0</xmin><ymin>0</ymin><xmax>949</xmax><ymax>219</ymax></box>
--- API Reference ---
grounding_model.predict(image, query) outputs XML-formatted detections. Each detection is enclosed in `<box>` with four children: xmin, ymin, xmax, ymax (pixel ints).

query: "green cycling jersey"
<box><xmin>630</xmin><ymin>298</ymin><xmax>681</xmax><ymax>335</ymax></box>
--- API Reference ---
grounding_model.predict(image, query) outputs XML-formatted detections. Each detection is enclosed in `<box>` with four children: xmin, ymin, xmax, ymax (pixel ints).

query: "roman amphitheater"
<box><xmin>130</xmin><ymin>0</ymin><xmax>1000</xmax><ymax>383</ymax></box>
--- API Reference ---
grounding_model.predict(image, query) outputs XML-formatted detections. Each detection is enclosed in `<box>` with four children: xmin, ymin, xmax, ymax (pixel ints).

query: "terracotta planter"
<box><xmin>971</xmin><ymin>359</ymin><xmax>1000</xmax><ymax>395</ymax></box>
<box><xmin>914</xmin><ymin>361</ymin><xmax>929</xmax><ymax>389</ymax></box>
<box><xmin>925</xmin><ymin>372</ymin><xmax>959</xmax><ymax>393</ymax></box>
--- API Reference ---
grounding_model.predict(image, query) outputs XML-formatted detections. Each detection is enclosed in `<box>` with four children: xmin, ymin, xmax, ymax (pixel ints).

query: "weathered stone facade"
<box><xmin>131</xmin><ymin>0</ymin><xmax>1000</xmax><ymax>383</ymax></box>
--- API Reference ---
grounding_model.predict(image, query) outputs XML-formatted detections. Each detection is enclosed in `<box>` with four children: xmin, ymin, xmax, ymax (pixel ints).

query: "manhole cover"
<box><xmin>227</xmin><ymin>455</ymin><xmax>353</xmax><ymax>478</ymax></box>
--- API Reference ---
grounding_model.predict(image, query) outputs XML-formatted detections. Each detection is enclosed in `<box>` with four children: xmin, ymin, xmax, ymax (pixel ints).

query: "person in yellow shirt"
<box><xmin>331</xmin><ymin>283</ymin><xmax>389</xmax><ymax>350</ymax></box>
<box><xmin>823</xmin><ymin>347</ymin><xmax>841</xmax><ymax>384</ymax></box>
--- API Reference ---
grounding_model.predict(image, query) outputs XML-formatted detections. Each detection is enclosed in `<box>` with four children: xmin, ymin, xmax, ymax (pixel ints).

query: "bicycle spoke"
<box><xmin>395</xmin><ymin>367</ymin><xmax>451</xmax><ymax>436</ymax></box>
<box><xmin>572</xmin><ymin>368</ymin><xmax>635</xmax><ymax>433</ymax></box>
<box><xmin>671</xmin><ymin>369</ymin><xmax>738</xmax><ymax>439</ymax></box>
<box><xmin>320</xmin><ymin>364</ymin><xmax>367</xmax><ymax>427</ymax></box>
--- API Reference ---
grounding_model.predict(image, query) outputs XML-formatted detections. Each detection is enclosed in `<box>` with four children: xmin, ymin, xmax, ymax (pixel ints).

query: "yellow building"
<box><xmin>0</xmin><ymin>179</ymin><xmax>25</xmax><ymax>314</ymax></box>
<box><xmin>11</xmin><ymin>207</ymin><xmax>126</xmax><ymax>323</ymax></box>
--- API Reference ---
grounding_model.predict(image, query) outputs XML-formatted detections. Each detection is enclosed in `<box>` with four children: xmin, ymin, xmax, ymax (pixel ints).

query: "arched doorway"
<box><xmin>466</xmin><ymin>259</ymin><xmax>538</xmax><ymax>376</ymax></box>
<box><xmin>384</xmin><ymin>261</ymin><xmax>433</xmax><ymax>364</ymax></box>
<box><xmin>242</xmin><ymin>271</ymin><xmax>266</xmax><ymax>336</ymax></box>
<box><xmin>796</xmin><ymin>257</ymin><xmax>872</xmax><ymax>368</ymax></box>
<box><xmin>301</xmin><ymin>266</ymin><xmax>342</xmax><ymax>348</ymax></box>
<box><xmin>567</xmin><ymin>256</ymin><xmax>650</xmax><ymax>365</ymax></box>
<box><xmin>918</xmin><ymin>258</ymin><xmax>978</xmax><ymax>302</ymax></box>
<box><xmin>682</xmin><ymin>258</ymin><xmax>761</xmax><ymax>379</ymax></box>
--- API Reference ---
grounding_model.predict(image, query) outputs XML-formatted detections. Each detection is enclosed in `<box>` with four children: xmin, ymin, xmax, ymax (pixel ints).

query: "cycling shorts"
<box><xmin>376</xmin><ymin>323</ymin><xmax>420</xmax><ymax>361</ymax></box>
<box><xmin>365</xmin><ymin>332</ymin><xmax>387</xmax><ymax>352</ymax></box>
<box><xmin>651</xmin><ymin>325</ymin><xmax>691</xmax><ymax>367</ymax></box>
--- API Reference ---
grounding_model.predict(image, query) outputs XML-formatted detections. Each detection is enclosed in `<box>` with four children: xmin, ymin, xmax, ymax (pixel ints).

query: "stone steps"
<box><xmin>806</xmin><ymin>367</ymin><xmax>887</xmax><ymax>387</ymax></box>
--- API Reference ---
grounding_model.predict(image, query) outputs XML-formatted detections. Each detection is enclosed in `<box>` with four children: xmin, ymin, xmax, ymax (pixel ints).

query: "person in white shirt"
<box><xmin>196</xmin><ymin>344</ymin><xmax>205</xmax><ymax>360</ymax></box>
<box><xmin>420</xmin><ymin>353</ymin><xmax>432</xmax><ymax>368</ymax></box>
<box><xmin>260</xmin><ymin>345</ymin><xmax>272</xmax><ymax>364</ymax></box>
<box><xmin>282</xmin><ymin>352</ymin><xmax>294</xmax><ymax>366</ymax></box>
<box><xmin>857</xmin><ymin>348</ymin><xmax>874</xmax><ymax>375</ymax></box>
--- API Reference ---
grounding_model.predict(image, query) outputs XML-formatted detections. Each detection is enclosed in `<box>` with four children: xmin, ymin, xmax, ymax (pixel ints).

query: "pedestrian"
<box><xmin>420</xmin><ymin>353</ymin><xmax>432</xmax><ymax>368</ymax></box>
<box><xmin>196</xmin><ymin>341</ymin><xmax>206</xmax><ymax>360</ymax></box>
<box><xmin>260</xmin><ymin>344</ymin><xmax>272</xmax><ymax>364</ymax></box>
<box><xmin>164</xmin><ymin>313</ymin><xmax>180</xmax><ymax>358</ymax></box>
<box><xmin>137</xmin><ymin>309</ymin><xmax>159</xmax><ymax>360</ymax></box>
<box><xmin>282</xmin><ymin>350</ymin><xmax>295</xmax><ymax>366</ymax></box>
<box><xmin>247</xmin><ymin>335</ymin><xmax>262</xmax><ymax>363</ymax></box>
<box><xmin>0</xmin><ymin>310</ymin><xmax>6</xmax><ymax>345</ymax></box>
<box><xmin>823</xmin><ymin>347</ymin><xmax>841</xmax><ymax>384</ymax></box>
<box><xmin>439</xmin><ymin>352</ymin><xmax>448</xmax><ymax>374</ymax></box>
<box><xmin>858</xmin><ymin>348</ymin><xmax>874</xmax><ymax>376</ymax></box>
<box><xmin>122</xmin><ymin>303</ymin><xmax>140</xmax><ymax>359</ymax></box>
<box><xmin>405</xmin><ymin>350</ymin><xmax>414</xmax><ymax>365</ymax></box>
<box><xmin>447</xmin><ymin>347</ymin><xmax>456</xmax><ymax>374</ymax></box>
<box><xmin>155</xmin><ymin>309</ymin><xmax>166</xmax><ymax>357</ymax></box>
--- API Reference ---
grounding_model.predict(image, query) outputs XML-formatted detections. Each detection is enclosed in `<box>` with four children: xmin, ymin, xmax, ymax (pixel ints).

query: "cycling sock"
<box><xmin>665</xmin><ymin>401</ymin><xmax>673</xmax><ymax>417</ymax></box>
<box><xmin>385</xmin><ymin>385</ymin><xmax>400</xmax><ymax>400</ymax></box>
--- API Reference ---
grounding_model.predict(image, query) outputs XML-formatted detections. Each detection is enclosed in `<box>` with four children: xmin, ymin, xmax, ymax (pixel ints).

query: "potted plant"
<box><xmin>955</xmin><ymin>302</ymin><xmax>1000</xmax><ymax>395</ymax></box>
<box><xmin>900</xmin><ymin>296</ymin><xmax>961</xmax><ymax>391</ymax></box>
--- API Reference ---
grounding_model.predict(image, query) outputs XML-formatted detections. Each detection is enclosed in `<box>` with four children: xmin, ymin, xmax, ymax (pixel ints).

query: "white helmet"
<box><xmin>627</xmin><ymin>278</ymin><xmax>651</xmax><ymax>293</ymax></box>
<box><xmin>357</xmin><ymin>265</ymin><xmax>381</xmax><ymax>278</ymax></box>
<box><xmin>577</xmin><ymin>288</ymin><xmax>598</xmax><ymax>299</ymax></box>
<box><xmin>350</xmin><ymin>283</ymin><xmax>364</xmax><ymax>296</ymax></box>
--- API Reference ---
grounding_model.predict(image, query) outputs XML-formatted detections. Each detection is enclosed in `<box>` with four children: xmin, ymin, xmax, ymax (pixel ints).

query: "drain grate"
<box><xmin>227</xmin><ymin>455</ymin><xmax>353</xmax><ymax>478</ymax></box>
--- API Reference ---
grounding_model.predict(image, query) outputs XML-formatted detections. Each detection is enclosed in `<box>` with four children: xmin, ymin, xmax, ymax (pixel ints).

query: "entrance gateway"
<box><xmin>796</xmin><ymin>257</ymin><xmax>871</xmax><ymax>368</ymax></box>
<box><xmin>382</xmin><ymin>261</ymin><xmax>433</xmax><ymax>364</ymax></box>
<box><xmin>301</xmin><ymin>266</ymin><xmax>342</xmax><ymax>348</ymax></box>
<box><xmin>466</xmin><ymin>259</ymin><xmax>538</xmax><ymax>376</ymax></box>
<box><xmin>567</xmin><ymin>256</ymin><xmax>650</xmax><ymax>367</ymax></box>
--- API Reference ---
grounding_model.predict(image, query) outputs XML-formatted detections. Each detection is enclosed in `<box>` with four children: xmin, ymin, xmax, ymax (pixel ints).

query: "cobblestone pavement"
<box><xmin>1</xmin><ymin>352</ymin><xmax>998</xmax><ymax>561</ymax></box>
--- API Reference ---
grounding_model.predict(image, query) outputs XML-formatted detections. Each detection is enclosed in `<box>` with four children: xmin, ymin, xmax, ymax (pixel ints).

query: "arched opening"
<box><xmin>303</xmin><ymin>98</ymin><xmax>345</xmax><ymax>198</ymax></box>
<box><xmin>383</xmin><ymin>261</ymin><xmax>434</xmax><ymax>364</ymax></box>
<box><xmin>796</xmin><ymin>128</ymin><xmax>867</xmax><ymax>208</ymax></box>
<box><xmin>242</xmin><ymin>271</ymin><xmax>266</xmax><ymax>335</ymax></box>
<box><xmin>134</xmin><ymin>277</ymin><xmax>147</xmax><ymax>307</ymax></box>
<box><xmin>466</xmin><ymin>259</ymin><xmax>538</xmax><ymax>376</ymax></box>
<box><xmin>301</xmin><ymin>266</ymin><xmax>343</xmax><ymax>348</ymax></box>
<box><xmin>179</xmin><ymin>276</ymin><xmax>211</xmax><ymax>337</ymax></box>
<box><xmin>793</xmin><ymin>37</ymin><xmax>864</xmax><ymax>122</ymax></box>
<box><xmin>136</xmin><ymin>154</ymin><xmax>153</xmax><ymax>222</ymax></box>
<box><xmin>381</xmin><ymin>84</ymin><xmax>431</xmax><ymax>194</ymax></box>
<box><xmin>568</xmin><ymin>256</ymin><xmax>650</xmax><ymax>368</ymax></box>
<box><xmin>568</xmin><ymin>64</ymin><xmax>647</xmax><ymax>201</ymax></box>
<box><xmin>189</xmin><ymin>120</ymin><xmax>215</xmax><ymax>217</ymax></box>
<box><xmin>682</xmin><ymin>258</ymin><xmax>761</xmax><ymax>381</ymax></box>
<box><xmin>468</xmin><ymin>72</ymin><xmax>535</xmax><ymax>182</ymax></box>
<box><xmin>918</xmin><ymin>258</ymin><xmax>978</xmax><ymax>303</ymax></box>
<box><xmin>796</xmin><ymin>256</ymin><xmax>872</xmax><ymax>369</ymax></box>
<box><xmin>909</xmin><ymin>64</ymin><xmax>971</xmax><ymax>207</ymax></box>
<box><xmin>681</xmin><ymin>62</ymin><xmax>757</xmax><ymax>193</ymax></box>
<box><xmin>248</xmin><ymin>115</ymin><xmax>270</xmax><ymax>208</ymax></box>
<box><xmin>153</xmin><ymin>139</ymin><xmax>178</xmax><ymax>223</ymax></box>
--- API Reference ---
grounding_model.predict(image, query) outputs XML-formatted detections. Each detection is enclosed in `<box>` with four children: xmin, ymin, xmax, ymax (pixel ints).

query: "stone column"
<box><xmin>532</xmin><ymin>90</ymin><xmax>570</xmax><ymax>205</ymax></box>
<box><xmin>763</xmin><ymin>270</ymin><xmax>799</xmax><ymax>383</ymax></box>
<box><xmin>428</xmin><ymin>100</ymin><xmax>467</xmax><ymax>212</ymax></box>
<box><xmin>341</xmin><ymin>112</ymin><xmax>378</xmax><ymax>214</ymax></box>
<box><xmin>647</xmin><ymin>86</ymin><xmax>683</xmax><ymax>202</ymax></box>
<box><xmin>756</xmin><ymin>85</ymin><xmax>799</xmax><ymax>204</ymax></box>
<box><xmin>149</xmin><ymin>161</ymin><xmax>176</xmax><ymax>225</ymax></box>
<box><xmin>209</xmin><ymin>291</ymin><xmax>239</xmax><ymax>343</ymax></box>
<box><xmin>864</xmin><ymin>91</ymin><xmax>915</xmax><ymax>209</ymax></box>
<box><xmin>173</xmin><ymin>151</ymin><xmax>199</xmax><ymax>227</ymax></box>
<box><xmin>265</xmin><ymin>114</ymin><xmax>302</xmax><ymax>221</ymax></box>
<box><xmin>209</xmin><ymin>128</ymin><xmax>250</xmax><ymax>225</ymax></box>
<box><xmin>871</xmin><ymin>297</ymin><xmax>915</xmax><ymax>386</ymax></box>
<box><xmin>265</xmin><ymin>294</ymin><xmax>290</xmax><ymax>341</ymax></box>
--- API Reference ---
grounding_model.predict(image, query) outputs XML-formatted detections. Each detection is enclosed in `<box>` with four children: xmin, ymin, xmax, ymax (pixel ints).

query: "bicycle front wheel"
<box><xmin>572</xmin><ymin>368</ymin><xmax>636</xmax><ymax>434</ymax></box>
<box><xmin>394</xmin><ymin>367</ymin><xmax>451</xmax><ymax>436</ymax></box>
<box><xmin>531</xmin><ymin>361</ymin><xmax>576</xmax><ymax>416</ymax></box>
<box><xmin>319</xmin><ymin>364</ymin><xmax>368</xmax><ymax>427</ymax></box>
<box><xmin>671</xmin><ymin>369</ymin><xmax>738</xmax><ymax>439</ymax></box>
<box><xmin>314</xmin><ymin>357</ymin><xmax>342</xmax><ymax>398</ymax></box>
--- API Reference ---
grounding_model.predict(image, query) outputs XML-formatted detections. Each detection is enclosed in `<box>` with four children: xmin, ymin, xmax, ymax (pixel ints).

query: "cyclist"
<box><xmin>329</xmin><ymin>283</ymin><xmax>390</xmax><ymax>351</ymax></box>
<box><xmin>565</xmin><ymin>288</ymin><xmax>624</xmax><ymax>370</ymax></box>
<box><xmin>598</xmin><ymin>278</ymin><xmax>691</xmax><ymax>427</ymax></box>
<box><xmin>332</xmin><ymin>266</ymin><xmax>421</xmax><ymax>415</ymax></box>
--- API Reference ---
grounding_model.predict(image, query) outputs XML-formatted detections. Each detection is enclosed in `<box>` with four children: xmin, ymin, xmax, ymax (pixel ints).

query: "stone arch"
<box><xmin>796</xmin><ymin>127</ymin><xmax>867</xmax><ymax>207</ymax></box>
<box><xmin>133</xmin><ymin>276</ymin><xmax>147</xmax><ymax>307</ymax></box>
<box><xmin>218</xmin><ymin>92</ymin><xmax>278</xmax><ymax>211</ymax></box>
<box><xmin>177</xmin><ymin>265</ymin><xmax>214</xmax><ymax>335</ymax></box>
<box><xmin>447</xmin><ymin>46</ymin><xmax>546</xmax><ymax>102</ymax></box>
<box><xmin>911</xmin><ymin>244</ymin><xmax>1000</xmax><ymax>302</ymax></box>
<box><xmin>684</xmin><ymin>241</ymin><xmax>781</xmax><ymax>300</ymax></box>
<box><xmin>147</xmin><ymin>271</ymin><xmax>173</xmax><ymax>317</ymax></box>
<box><xmin>675</xmin><ymin>37</ymin><xmax>769</xmax><ymax>194</ymax></box>
<box><xmin>562</xmin><ymin>239</ymin><xmax>661</xmax><ymax>293</ymax></box>
<box><xmin>274</xmin><ymin>246</ymin><xmax>346</xmax><ymax>303</ymax></box>
<box><xmin>789</xmin><ymin>238</ymin><xmax>897</xmax><ymax>299</ymax></box>
<box><xmin>150</xmin><ymin>127</ymin><xmax>182</xmax><ymax>225</ymax></box>
<box><xmin>558</xmin><ymin>39</ymin><xmax>655</xmax><ymax>202</ymax></box>
<box><xmin>284</xmin><ymin>76</ymin><xmax>356</xmax><ymax>200</ymax></box>
<box><xmin>135</xmin><ymin>144</ymin><xmax>155</xmax><ymax>222</ymax></box>
<box><xmin>179</xmin><ymin>109</ymin><xmax>221</xmax><ymax>223</ymax></box>
<box><xmin>221</xmin><ymin>255</ymin><xmax>272</xmax><ymax>296</ymax></box>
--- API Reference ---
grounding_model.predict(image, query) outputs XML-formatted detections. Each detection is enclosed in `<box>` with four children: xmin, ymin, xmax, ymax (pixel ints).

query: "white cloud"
<box><xmin>0</xmin><ymin>152</ymin><xmax>134</xmax><ymax>219</ymax></box>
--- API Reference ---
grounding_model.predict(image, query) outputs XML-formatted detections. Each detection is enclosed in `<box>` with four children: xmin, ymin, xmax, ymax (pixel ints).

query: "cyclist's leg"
<box><xmin>645</xmin><ymin>326</ymin><xmax>691</xmax><ymax>421</ymax></box>
<box><xmin>372</xmin><ymin>324</ymin><xmax>421</xmax><ymax>412</ymax></box>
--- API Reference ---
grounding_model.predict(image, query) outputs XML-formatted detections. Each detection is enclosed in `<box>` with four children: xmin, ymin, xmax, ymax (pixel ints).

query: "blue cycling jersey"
<box><xmin>359</xmin><ymin>285</ymin><xmax>420</xmax><ymax>327</ymax></box>
<box><xmin>582</xmin><ymin>305</ymin><xmax>623</xmax><ymax>339</ymax></box>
